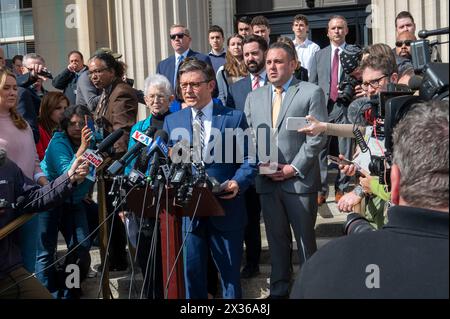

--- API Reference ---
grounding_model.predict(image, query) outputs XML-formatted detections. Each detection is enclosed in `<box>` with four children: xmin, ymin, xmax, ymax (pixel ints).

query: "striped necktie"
<box><xmin>193</xmin><ymin>110</ymin><xmax>205</xmax><ymax>162</ymax></box>
<box><xmin>252</xmin><ymin>74</ymin><xmax>260</xmax><ymax>90</ymax></box>
<box><xmin>174</xmin><ymin>55</ymin><xmax>184</xmax><ymax>89</ymax></box>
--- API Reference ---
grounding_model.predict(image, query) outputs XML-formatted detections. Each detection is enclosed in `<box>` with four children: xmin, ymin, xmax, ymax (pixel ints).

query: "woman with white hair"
<box><xmin>124</xmin><ymin>74</ymin><xmax>174</xmax><ymax>299</ymax></box>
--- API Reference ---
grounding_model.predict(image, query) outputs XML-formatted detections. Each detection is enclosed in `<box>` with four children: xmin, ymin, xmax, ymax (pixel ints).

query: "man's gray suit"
<box><xmin>309</xmin><ymin>45</ymin><xmax>353</xmax><ymax>195</ymax></box>
<box><xmin>244</xmin><ymin>78</ymin><xmax>327</xmax><ymax>297</ymax></box>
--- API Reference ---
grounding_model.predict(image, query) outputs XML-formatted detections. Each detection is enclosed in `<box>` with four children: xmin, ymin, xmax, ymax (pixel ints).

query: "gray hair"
<box><xmin>23</xmin><ymin>53</ymin><xmax>46</xmax><ymax>67</ymax></box>
<box><xmin>144</xmin><ymin>74</ymin><xmax>173</xmax><ymax>97</ymax></box>
<box><xmin>392</xmin><ymin>100</ymin><xmax>449</xmax><ymax>209</ymax></box>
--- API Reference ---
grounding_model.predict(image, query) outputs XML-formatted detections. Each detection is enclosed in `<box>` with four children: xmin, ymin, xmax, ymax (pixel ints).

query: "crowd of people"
<box><xmin>0</xmin><ymin>10</ymin><xmax>448</xmax><ymax>300</ymax></box>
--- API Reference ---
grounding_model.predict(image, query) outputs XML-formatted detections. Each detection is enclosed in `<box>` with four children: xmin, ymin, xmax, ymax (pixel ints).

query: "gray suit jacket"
<box><xmin>309</xmin><ymin>45</ymin><xmax>347</xmax><ymax>121</ymax></box>
<box><xmin>244</xmin><ymin>78</ymin><xmax>328</xmax><ymax>195</ymax></box>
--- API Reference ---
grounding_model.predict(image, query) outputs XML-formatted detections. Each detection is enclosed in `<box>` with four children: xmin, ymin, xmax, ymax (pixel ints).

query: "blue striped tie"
<box><xmin>174</xmin><ymin>55</ymin><xmax>184</xmax><ymax>89</ymax></box>
<box><xmin>193</xmin><ymin>110</ymin><xmax>205</xmax><ymax>162</ymax></box>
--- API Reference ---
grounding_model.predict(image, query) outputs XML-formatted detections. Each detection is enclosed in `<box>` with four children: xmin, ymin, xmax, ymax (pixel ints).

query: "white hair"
<box><xmin>144</xmin><ymin>74</ymin><xmax>173</xmax><ymax>96</ymax></box>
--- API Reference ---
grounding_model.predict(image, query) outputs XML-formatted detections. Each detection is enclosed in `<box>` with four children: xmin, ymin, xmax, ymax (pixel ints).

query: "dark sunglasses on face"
<box><xmin>170</xmin><ymin>33</ymin><xmax>186</xmax><ymax>40</ymax></box>
<box><xmin>395</xmin><ymin>40</ymin><xmax>413</xmax><ymax>47</ymax></box>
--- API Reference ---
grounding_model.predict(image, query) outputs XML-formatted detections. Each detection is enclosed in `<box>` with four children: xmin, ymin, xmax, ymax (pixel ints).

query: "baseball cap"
<box><xmin>94</xmin><ymin>47</ymin><xmax>122</xmax><ymax>59</ymax></box>
<box><xmin>340</xmin><ymin>44</ymin><xmax>363</xmax><ymax>75</ymax></box>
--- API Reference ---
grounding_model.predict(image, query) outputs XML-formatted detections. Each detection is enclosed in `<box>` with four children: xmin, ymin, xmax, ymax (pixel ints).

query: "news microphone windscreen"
<box><xmin>97</xmin><ymin>129</ymin><xmax>124</xmax><ymax>153</ymax></box>
<box><xmin>154</xmin><ymin>130</ymin><xmax>169</xmax><ymax>143</ymax></box>
<box><xmin>408</xmin><ymin>75</ymin><xmax>423</xmax><ymax>90</ymax></box>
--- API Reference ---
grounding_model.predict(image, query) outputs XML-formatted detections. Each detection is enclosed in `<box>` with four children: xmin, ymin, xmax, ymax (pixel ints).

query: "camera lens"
<box><xmin>343</xmin><ymin>213</ymin><xmax>376</xmax><ymax>235</ymax></box>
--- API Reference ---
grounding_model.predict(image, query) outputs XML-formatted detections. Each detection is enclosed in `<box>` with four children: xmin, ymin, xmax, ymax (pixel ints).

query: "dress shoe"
<box><xmin>317</xmin><ymin>194</ymin><xmax>327</xmax><ymax>206</ymax></box>
<box><xmin>241</xmin><ymin>265</ymin><xmax>260</xmax><ymax>279</ymax></box>
<box><xmin>335</xmin><ymin>190</ymin><xmax>345</xmax><ymax>203</ymax></box>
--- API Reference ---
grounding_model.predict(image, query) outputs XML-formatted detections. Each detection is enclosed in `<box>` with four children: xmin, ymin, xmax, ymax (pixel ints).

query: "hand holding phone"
<box><xmin>259</xmin><ymin>162</ymin><xmax>279</xmax><ymax>175</ymax></box>
<box><xmin>286</xmin><ymin>117</ymin><xmax>310</xmax><ymax>131</ymax></box>
<box><xmin>327</xmin><ymin>155</ymin><xmax>353</xmax><ymax>166</ymax></box>
<box><xmin>328</xmin><ymin>155</ymin><xmax>367</xmax><ymax>177</ymax></box>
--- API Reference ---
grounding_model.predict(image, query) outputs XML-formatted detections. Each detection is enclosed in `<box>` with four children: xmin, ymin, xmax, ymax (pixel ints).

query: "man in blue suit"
<box><xmin>226</xmin><ymin>35</ymin><xmax>268</xmax><ymax>112</ymax></box>
<box><xmin>157</xmin><ymin>24</ymin><xmax>212</xmax><ymax>91</ymax></box>
<box><xmin>163</xmin><ymin>59</ymin><xmax>256</xmax><ymax>299</ymax></box>
<box><xmin>225</xmin><ymin>35</ymin><xmax>268</xmax><ymax>279</ymax></box>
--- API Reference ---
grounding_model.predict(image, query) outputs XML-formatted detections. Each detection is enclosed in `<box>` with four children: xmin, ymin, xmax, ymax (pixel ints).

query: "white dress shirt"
<box><xmin>294</xmin><ymin>38</ymin><xmax>320</xmax><ymax>77</ymax></box>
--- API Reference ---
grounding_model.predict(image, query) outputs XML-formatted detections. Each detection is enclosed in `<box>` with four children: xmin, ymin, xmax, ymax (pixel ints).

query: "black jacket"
<box><xmin>291</xmin><ymin>205</ymin><xmax>449</xmax><ymax>299</ymax></box>
<box><xmin>0</xmin><ymin>157</ymin><xmax>75</xmax><ymax>280</ymax></box>
<box><xmin>52</xmin><ymin>66</ymin><xmax>87</xmax><ymax>105</ymax></box>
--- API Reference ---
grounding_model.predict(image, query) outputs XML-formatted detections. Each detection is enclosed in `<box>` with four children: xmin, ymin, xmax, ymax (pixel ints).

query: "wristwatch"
<box><xmin>353</xmin><ymin>185</ymin><xmax>365</xmax><ymax>198</ymax></box>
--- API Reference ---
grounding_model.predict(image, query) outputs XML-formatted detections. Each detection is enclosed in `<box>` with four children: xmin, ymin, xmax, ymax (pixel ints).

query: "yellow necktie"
<box><xmin>272</xmin><ymin>87</ymin><xmax>284</xmax><ymax>128</ymax></box>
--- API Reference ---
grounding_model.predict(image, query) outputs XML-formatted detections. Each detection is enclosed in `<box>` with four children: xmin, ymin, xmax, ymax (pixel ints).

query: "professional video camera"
<box><xmin>360</xmin><ymin>28</ymin><xmax>449</xmax><ymax>186</ymax></box>
<box><xmin>338</xmin><ymin>74</ymin><xmax>362</xmax><ymax>104</ymax></box>
<box><xmin>343</xmin><ymin>213</ymin><xmax>376</xmax><ymax>235</ymax></box>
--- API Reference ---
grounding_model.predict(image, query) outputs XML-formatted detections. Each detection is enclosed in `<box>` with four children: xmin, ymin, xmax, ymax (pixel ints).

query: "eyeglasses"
<box><xmin>68</xmin><ymin>121</ymin><xmax>86</xmax><ymax>129</ymax></box>
<box><xmin>395</xmin><ymin>40</ymin><xmax>413</xmax><ymax>47</ymax></box>
<box><xmin>179</xmin><ymin>81</ymin><xmax>209</xmax><ymax>91</ymax></box>
<box><xmin>170</xmin><ymin>33</ymin><xmax>187</xmax><ymax>40</ymax></box>
<box><xmin>88</xmin><ymin>67</ymin><xmax>110</xmax><ymax>77</ymax></box>
<box><xmin>361</xmin><ymin>74</ymin><xmax>389</xmax><ymax>91</ymax></box>
<box><xmin>145</xmin><ymin>94</ymin><xmax>168</xmax><ymax>102</ymax></box>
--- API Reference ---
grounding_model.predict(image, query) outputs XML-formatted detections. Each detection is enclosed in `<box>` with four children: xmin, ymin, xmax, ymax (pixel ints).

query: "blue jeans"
<box><xmin>19</xmin><ymin>214</ymin><xmax>39</xmax><ymax>273</ymax></box>
<box><xmin>35</xmin><ymin>202</ymin><xmax>91</xmax><ymax>299</ymax></box>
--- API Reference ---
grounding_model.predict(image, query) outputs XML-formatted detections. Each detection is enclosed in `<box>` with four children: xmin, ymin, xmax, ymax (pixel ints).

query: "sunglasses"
<box><xmin>395</xmin><ymin>40</ymin><xmax>413</xmax><ymax>47</ymax></box>
<box><xmin>170</xmin><ymin>33</ymin><xmax>187</xmax><ymax>40</ymax></box>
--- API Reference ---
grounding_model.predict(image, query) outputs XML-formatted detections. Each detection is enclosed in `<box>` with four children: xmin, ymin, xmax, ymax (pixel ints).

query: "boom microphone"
<box><xmin>97</xmin><ymin>129</ymin><xmax>124</xmax><ymax>154</ymax></box>
<box><xmin>418</xmin><ymin>27</ymin><xmax>450</xmax><ymax>39</ymax></box>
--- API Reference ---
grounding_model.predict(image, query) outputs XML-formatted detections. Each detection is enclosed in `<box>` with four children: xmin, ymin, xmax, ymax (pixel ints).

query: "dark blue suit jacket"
<box><xmin>157</xmin><ymin>49</ymin><xmax>212</xmax><ymax>88</ymax></box>
<box><xmin>226</xmin><ymin>75</ymin><xmax>268</xmax><ymax>112</ymax></box>
<box><xmin>163</xmin><ymin>103</ymin><xmax>256</xmax><ymax>232</ymax></box>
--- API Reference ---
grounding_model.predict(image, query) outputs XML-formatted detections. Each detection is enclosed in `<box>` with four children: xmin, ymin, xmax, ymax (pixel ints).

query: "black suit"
<box><xmin>291</xmin><ymin>206</ymin><xmax>449</xmax><ymax>299</ymax></box>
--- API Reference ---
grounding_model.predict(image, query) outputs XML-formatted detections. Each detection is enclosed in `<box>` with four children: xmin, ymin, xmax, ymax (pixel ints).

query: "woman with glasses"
<box><xmin>36</xmin><ymin>105</ymin><xmax>94</xmax><ymax>299</ymax></box>
<box><xmin>124</xmin><ymin>74</ymin><xmax>173</xmax><ymax>299</ymax></box>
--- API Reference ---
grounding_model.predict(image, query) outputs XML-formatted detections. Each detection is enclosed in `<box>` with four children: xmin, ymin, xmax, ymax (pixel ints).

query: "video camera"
<box><xmin>361</xmin><ymin>28</ymin><xmax>449</xmax><ymax>187</ymax></box>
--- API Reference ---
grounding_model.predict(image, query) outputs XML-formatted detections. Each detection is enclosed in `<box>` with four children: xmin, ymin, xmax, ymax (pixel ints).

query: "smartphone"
<box><xmin>328</xmin><ymin>155</ymin><xmax>354</xmax><ymax>166</ymax></box>
<box><xmin>328</xmin><ymin>155</ymin><xmax>366</xmax><ymax>177</ymax></box>
<box><xmin>259</xmin><ymin>162</ymin><xmax>279</xmax><ymax>175</ymax></box>
<box><xmin>86</xmin><ymin>117</ymin><xmax>96</xmax><ymax>132</ymax></box>
<box><xmin>286</xmin><ymin>117</ymin><xmax>310</xmax><ymax>131</ymax></box>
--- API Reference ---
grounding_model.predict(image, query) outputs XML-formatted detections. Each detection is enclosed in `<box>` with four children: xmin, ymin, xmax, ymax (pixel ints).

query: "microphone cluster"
<box><xmin>104</xmin><ymin>128</ymin><xmax>220</xmax><ymax>207</ymax></box>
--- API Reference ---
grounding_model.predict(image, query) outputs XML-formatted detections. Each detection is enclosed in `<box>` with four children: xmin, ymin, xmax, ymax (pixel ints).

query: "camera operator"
<box><xmin>291</xmin><ymin>100</ymin><xmax>449</xmax><ymax>299</ymax></box>
<box><xmin>337</xmin><ymin>53</ymin><xmax>399</xmax><ymax>226</ymax></box>
<box><xmin>0</xmin><ymin>150</ymin><xmax>89</xmax><ymax>299</ymax></box>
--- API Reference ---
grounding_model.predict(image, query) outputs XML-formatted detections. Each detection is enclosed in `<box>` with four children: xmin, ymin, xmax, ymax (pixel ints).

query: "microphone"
<box><xmin>83</xmin><ymin>129</ymin><xmax>124</xmax><ymax>168</ymax></box>
<box><xmin>97</xmin><ymin>129</ymin><xmax>124</xmax><ymax>154</ymax></box>
<box><xmin>418</xmin><ymin>27</ymin><xmax>449</xmax><ymax>39</ymax></box>
<box><xmin>408</xmin><ymin>75</ymin><xmax>423</xmax><ymax>91</ymax></box>
<box><xmin>133</xmin><ymin>127</ymin><xmax>159</xmax><ymax>172</ymax></box>
<box><xmin>146</xmin><ymin>130</ymin><xmax>170</xmax><ymax>183</ymax></box>
<box><xmin>107</xmin><ymin>126</ymin><xmax>157</xmax><ymax>175</ymax></box>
